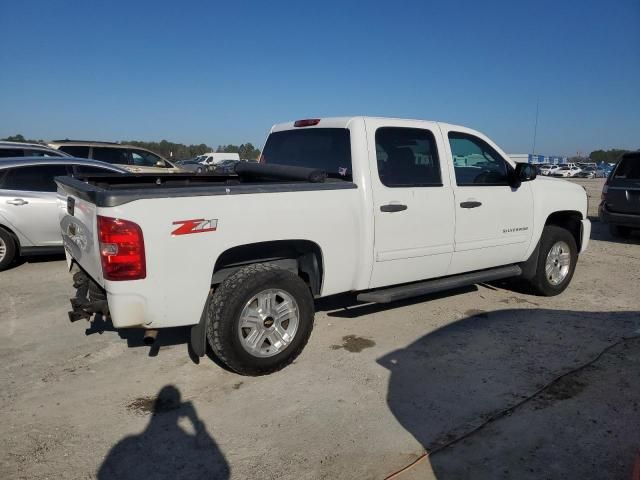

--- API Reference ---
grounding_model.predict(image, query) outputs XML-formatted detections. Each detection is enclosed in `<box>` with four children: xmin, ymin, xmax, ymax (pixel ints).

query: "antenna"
<box><xmin>531</xmin><ymin>99</ymin><xmax>539</xmax><ymax>155</ymax></box>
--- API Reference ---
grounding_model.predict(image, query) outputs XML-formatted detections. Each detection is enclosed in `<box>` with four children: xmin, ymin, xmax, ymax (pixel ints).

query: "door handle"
<box><xmin>380</xmin><ymin>203</ymin><xmax>407</xmax><ymax>213</ymax></box>
<box><xmin>6</xmin><ymin>198</ymin><xmax>29</xmax><ymax>206</ymax></box>
<box><xmin>460</xmin><ymin>201</ymin><xmax>482</xmax><ymax>209</ymax></box>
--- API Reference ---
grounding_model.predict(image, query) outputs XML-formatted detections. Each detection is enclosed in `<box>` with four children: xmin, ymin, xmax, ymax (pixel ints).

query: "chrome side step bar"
<box><xmin>356</xmin><ymin>265</ymin><xmax>522</xmax><ymax>304</ymax></box>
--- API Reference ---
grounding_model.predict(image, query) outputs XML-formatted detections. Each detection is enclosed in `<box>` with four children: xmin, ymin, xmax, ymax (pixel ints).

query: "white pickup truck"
<box><xmin>57</xmin><ymin>117</ymin><xmax>591</xmax><ymax>375</ymax></box>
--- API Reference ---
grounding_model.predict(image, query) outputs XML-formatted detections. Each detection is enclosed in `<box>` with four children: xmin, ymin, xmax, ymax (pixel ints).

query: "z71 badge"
<box><xmin>171</xmin><ymin>219</ymin><xmax>218</xmax><ymax>236</ymax></box>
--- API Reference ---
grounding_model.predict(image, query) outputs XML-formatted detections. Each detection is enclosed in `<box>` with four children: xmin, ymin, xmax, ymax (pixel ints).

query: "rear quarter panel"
<box><xmin>101</xmin><ymin>188</ymin><xmax>362</xmax><ymax>328</ymax></box>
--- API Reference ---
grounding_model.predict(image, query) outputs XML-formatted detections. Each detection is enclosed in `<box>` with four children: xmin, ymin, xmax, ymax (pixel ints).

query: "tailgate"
<box><xmin>59</xmin><ymin>190</ymin><xmax>105</xmax><ymax>287</ymax></box>
<box><xmin>606</xmin><ymin>184</ymin><xmax>640</xmax><ymax>214</ymax></box>
<box><xmin>607</xmin><ymin>156</ymin><xmax>640</xmax><ymax>214</ymax></box>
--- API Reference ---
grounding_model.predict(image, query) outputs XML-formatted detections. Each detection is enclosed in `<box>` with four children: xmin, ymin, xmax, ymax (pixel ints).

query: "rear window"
<box><xmin>614</xmin><ymin>156</ymin><xmax>640</xmax><ymax>180</ymax></box>
<box><xmin>59</xmin><ymin>146</ymin><xmax>90</xmax><ymax>158</ymax></box>
<box><xmin>261</xmin><ymin>128</ymin><xmax>352</xmax><ymax>179</ymax></box>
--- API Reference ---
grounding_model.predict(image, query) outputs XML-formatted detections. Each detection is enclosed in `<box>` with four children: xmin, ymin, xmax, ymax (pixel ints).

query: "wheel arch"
<box><xmin>0</xmin><ymin>223</ymin><xmax>20</xmax><ymax>249</ymax></box>
<box><xmin>544</xmin><ymin>210</ymin><xmax>583</xmax><ymax>251</ymax></box>
<box><xmin>521</xmin><ymin>210</ymin><xmax>583</xmax><ymax>280</ymax></box>
<box><xmin>211</xmin><ymin>240</ymin><xmax>324</xmax><ymax>297</ymax></box>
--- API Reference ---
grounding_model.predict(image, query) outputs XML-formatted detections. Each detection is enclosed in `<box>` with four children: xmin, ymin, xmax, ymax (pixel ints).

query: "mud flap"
<box><xmin>190</xmin><ymin>305</ymin><xmax>208</xmax><ymax>357</ymax></box>
<box><xmin>519</xmin><ymin>240</ymin><xmax>541</xmax><ymax>280</ymax></box>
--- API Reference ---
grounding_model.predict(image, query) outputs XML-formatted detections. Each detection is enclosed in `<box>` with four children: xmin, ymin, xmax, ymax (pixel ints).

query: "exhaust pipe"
<box><xmin>143</xmin><ymin>329</ymin><xmax>158</xmax><ymax>345</ymax></box>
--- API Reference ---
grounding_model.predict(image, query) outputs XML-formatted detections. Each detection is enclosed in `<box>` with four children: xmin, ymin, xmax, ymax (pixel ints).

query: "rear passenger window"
<box><xmin>0</xmin><ymin>165</ymin><xmax>69</xmax><ymax>192</ymax></box>
<box><xmin>0</xmin><ymin>149</ymin><xmax>25</xmax><ymax>158</ymax></box>
<box><xmin>448</xmin><ymin>132</ymin><xmax>510</xmax><ymax>186</ymax></box>
<box><xmin>375</xmin><ymin>127</ymin><xmax>441</xmax><ymax>187</ymax></box>
<box><xmin>92</xmin><ymin>147</ymin><xmax>129</xmax><ymax>165</ymax></box>
<box><xmin>59</xmin><ymin>146</ymin><xmax>90</xmax><ymax>158</ymax></box>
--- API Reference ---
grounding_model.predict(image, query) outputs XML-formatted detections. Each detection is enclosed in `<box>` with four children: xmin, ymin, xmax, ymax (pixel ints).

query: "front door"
<box><xmin>442</xmin><ymin>128</ymin><xmax>534</xmax><ymax>274</ymax></box>
<box><xmin>367</xmin><ymin>119</ymin><xmax>455</xmax><ymax>288</ymax></box>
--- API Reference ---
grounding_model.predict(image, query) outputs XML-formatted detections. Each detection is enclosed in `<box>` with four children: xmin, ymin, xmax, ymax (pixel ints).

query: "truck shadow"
<box><xmin>378</xmin><ymin>308</ymin><xmax>640</xmax><ymax>479</ymax></box>
<box><xmin>98</xmin><ymin>385</ymin><xmax>230</xmax><ymax>480</ymax></box>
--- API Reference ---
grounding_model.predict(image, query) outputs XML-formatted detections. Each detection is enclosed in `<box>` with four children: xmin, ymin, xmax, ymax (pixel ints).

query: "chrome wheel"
<box><xmin>0</xmin><ymin>237</ymin><xmax>6</xmax><ymax>262</ymax></box>
<box><xmin>545</xmin><ymin>240</ymin><xmax>571</xmax><ymax>286</ymax></box>
<box><xmin>238</xmin><ymin>289</ymin><xmax>299</xmax><ymax>358</ymax></box>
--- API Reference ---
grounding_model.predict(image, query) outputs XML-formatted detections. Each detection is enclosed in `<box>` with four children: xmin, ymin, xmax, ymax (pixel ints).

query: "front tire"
<box><xmin>528</xmin><ymin>225</ymin><xmax>578</xmax><ymax>296</ymax></box>
<box><xmin>0</xmin><ymin>229</ymin><xmax>17</xmax><ymax>271</ymax></box>
<box><xmin>206</xmin><ymin>263</ymin><xmax>315</xmax><ymax>375</ymax></box>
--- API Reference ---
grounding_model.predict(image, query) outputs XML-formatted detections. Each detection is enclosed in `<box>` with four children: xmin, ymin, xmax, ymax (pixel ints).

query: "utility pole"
<box><xmin>531</xmin><ymin>99</ymin><xmax>539</xmax><ymax>155</ymax></box>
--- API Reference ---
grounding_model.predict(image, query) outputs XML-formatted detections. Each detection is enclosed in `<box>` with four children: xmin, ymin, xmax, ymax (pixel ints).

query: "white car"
<box><xmin>58</xmin><ymin>116</ymin><xmax>590</xmax><ymax>375</ymax></box>
<box><xmin>551</xmin><ymin>166</ymin><xmax>582</xmax><ymax>178</ymax></box>
<box><xmin>196</xmin><ymin>152</ymin><xmax>241</xmax><ymax>167</ymax></box>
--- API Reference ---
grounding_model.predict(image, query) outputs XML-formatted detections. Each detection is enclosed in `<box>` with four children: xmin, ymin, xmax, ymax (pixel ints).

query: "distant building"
<box><xmin>509</xmin><ymin>154</ymin><xmax>568</xmax><ymax>165</ymax></box>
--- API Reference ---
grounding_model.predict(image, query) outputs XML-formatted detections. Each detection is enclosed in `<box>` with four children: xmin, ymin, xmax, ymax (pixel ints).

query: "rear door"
<box><xmin>0</xmin><ymin>164</ymin><xmax>69</xmax><ymax>246</ymax></box>
<box><xmin>366</xmin><ymin>119</ymin><xmax>455</xmax><ymax>287</ymax></box>
<box><xmin>607</xmin><ymin>154</ymin><xmax>640</xmax><ymax>214</ymax></box>
<box><xmin>441</xmin><ymin>127</ymin><xmax>533</xmax><ymax>274</ymax></box>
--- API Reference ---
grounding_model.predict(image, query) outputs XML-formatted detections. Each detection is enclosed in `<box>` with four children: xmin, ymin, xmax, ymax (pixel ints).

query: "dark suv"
<box><xmin>599</xmin><ymin>151</ymin><xmax>640</xmax><ymax>237</ymax></box>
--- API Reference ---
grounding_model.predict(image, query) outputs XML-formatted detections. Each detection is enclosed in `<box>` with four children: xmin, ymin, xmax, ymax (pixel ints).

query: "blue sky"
<box><xmin>1</xmin><ymin>0</ymin><xmax>638</xmax><ymax>156</ymax></box>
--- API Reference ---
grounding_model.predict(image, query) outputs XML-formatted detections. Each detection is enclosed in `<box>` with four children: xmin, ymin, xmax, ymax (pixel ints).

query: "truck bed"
<box><xmin>55</xmin><ymin>172</ymin><xmax>356</xmax><ymax>207</ymax></box>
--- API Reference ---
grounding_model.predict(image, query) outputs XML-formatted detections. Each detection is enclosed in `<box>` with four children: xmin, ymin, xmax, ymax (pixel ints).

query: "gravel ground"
<box><xmin>1</xmin><ymin>179</ymin><xmax>639</xmax><ymax>480</ymax></box>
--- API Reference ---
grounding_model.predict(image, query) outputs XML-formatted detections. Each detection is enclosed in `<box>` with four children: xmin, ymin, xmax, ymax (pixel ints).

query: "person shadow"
<box><xmin>98</xmin><ymin>385</ymin><xmax>230</xmax><ymax>480</ymax></box>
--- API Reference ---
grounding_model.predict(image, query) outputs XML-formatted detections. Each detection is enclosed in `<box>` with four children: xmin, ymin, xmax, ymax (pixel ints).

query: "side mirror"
<box><xmin>515</xmin><ymin>163</ymin><xmax>537</xmax><ymax>182</ymax></box>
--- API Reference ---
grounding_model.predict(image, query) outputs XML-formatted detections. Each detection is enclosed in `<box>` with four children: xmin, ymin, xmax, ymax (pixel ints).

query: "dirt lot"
<box><xmin>1</xmin><ymin>179</ymin><xmax>639</xmax><ymax>480</ymax></box>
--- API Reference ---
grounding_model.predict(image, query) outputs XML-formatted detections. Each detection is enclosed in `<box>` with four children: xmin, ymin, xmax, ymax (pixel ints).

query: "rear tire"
<box><xmin>206</xmin><ymin>263</ymin><xmax>315</xmax><ymax>375</ymax></box>
<box><xmin>0</xmin><ymin>228</ymin><xmax>17</xmax><ymax>271</ymax></box>
<box><xmin>609</xmin><ymin>224</ymin><xmax>632</xmax><ymax>238</ymax></box>
<box><xmin>528</xmin><ymin>225</ymin><xmax>577</xmax><ymax>296</ymax></box>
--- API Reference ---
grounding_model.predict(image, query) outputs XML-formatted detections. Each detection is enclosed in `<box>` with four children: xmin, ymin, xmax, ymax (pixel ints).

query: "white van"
<box><xmin>196</xmin><ymin>152</ymin><xmax>241</xmax><ymax>166</ymax></box>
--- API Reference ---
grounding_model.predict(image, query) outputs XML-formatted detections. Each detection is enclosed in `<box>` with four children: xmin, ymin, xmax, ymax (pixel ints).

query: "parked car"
<box><xmin>196</xmin><ymin>152</ymin><xmax>241</xmax><ymax>167</ymax></box>
<box><xmin>542</xmin><ymin>165</ymin><xmax>564</xmax><ymax>176</ymax></box>
<box><xmin>0</xmin><ymin>157</ymin><xmax>127</xmax><ymax>270</ymax></box>
<box><xmin>176</xmin><ymin>159</ymin><xmax>207</xmax><ymax>173</ymax></box>
<box><xmin>599</xmin><ymin>151</ymin><xmax>640</xmax><ymax>237</ymax></box>
<box><xmin>575</xmin><ymin>167</ymin><xmax>597</xmax><ymax>179</ymax></box>
<box><xmin>212</xmin><ymin>159</ymin><xmax>239</xmax><ymax>174</ymax></box>
<box><xmin>551</xmin><ymin>165</ymin><xmax>582</xmax><ymax>178</ymax></box>
<box><xmin>47</xmin><ymin>141</ymin><xmax>184</xmax><ymax>173</ymax></box>
<box><xmin>58</xmin><ymin>116</ymin><xmax>590</xmax><ymax>376</ymax></box>
<box><xmin>0</xmin><ymin>141</ymin><xmax>70</xmax><ymax>158</ymax></box>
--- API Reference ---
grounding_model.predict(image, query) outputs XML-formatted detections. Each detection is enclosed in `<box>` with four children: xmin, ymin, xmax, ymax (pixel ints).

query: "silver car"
<box><xmin>0</xmin><ymin>157</ymin><xmax>127</xmax><ymax>270</ymax></box>
<box><xmin>0</xmin><ymin>140</ymin><xmax>71</xmax><ymax>158</ymax></box>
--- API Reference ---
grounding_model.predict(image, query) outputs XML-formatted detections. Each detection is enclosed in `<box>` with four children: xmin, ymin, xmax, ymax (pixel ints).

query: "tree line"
<box><xmin>2</xmin><ymin>134</ymin><xmax>261</xmax><ymax>161</ymax></box>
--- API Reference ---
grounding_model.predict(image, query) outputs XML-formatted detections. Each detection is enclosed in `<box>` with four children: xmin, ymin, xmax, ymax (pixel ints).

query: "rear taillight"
<box><xmin>601</xmin><ymin>184</ymin><xmax>608</xmax><ymax>202</ymax></box>
<box><xmin>97</xmin><ymin>215</ymin><xmax>146</xmax><ymax>281</ymax></box>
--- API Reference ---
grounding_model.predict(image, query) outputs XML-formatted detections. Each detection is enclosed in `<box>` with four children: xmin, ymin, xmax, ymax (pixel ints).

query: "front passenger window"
<box><xmin>448</xmin><ymin>132</ymin><xmax>510</xmax><ymax>186</ymax></box>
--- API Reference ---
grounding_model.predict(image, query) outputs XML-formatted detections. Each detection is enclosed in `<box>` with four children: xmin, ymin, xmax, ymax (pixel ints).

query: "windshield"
<box><xmin>261</xmin><ymin>128</ymin><xmax>352</xmax><ymax>179</ymax></box>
